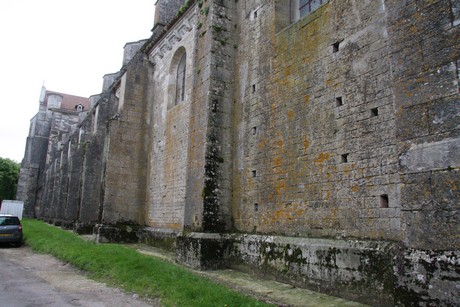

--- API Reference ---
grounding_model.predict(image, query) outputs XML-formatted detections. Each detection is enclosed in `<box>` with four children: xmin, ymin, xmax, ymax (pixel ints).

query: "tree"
<box><xmin>0</xmin><ymin>157</ymin><xmax>20</xmax><ymax>203</ymax></box>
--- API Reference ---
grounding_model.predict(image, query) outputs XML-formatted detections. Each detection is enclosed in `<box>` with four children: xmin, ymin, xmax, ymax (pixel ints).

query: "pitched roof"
<box><xmin>45</xmin><ymin>90</ymin><xmax>90</xmax><ymax>111</ymax></box>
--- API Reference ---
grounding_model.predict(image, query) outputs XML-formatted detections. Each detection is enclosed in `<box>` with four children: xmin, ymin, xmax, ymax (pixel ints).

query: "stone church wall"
<box><xmin>102</xmin><ymin>54</ymin><xmax>150</xmax><ymax>225</ymax></box>
<box><xmin>17</xmin><ymin>0</ymin><xmax>459</xmax><ymax>305</ymax></box>
<box><xmin>389</xmin><ymin>0</ymin><xmax>460</xmax><ymax>251</ymax></box>
<box><xmin>146</xmin><ymin>8</ymin><xmax>197</xmax><ymax>230</ymax></box>
<box><xmin>233</xmin><ymin>0</ymin><xmax>400</xmax><ymax>240</ymax></box>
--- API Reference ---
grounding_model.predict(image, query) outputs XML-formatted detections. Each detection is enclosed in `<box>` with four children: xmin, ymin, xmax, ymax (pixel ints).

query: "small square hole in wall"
<box><xmin>332</xmin><ymin>41</ymin><xmax>340</xmax><ymax>53</ymax></box>
<box><xmin>252</xmin><ymin>84</ymin><xmax>256</xmax><ymax>93</ymax></box>
<box><xmin>254</xmin><ymin>203</ymin><xmax>259</xmax><ymax>212</ymax></box>
<box><xmin>341</xmin><ymin>153</ymin><xmax>349</xmax><ymax>163</ymax></box>
<box><xmin>252</xmin><ymin>126</ymin><xmax>257</xmax><ymax>135</ymax></box>
<box><xmin>371</xmin><ymin>107</ymin><xmax>379</xmax><ymax>117</ymax></box>
<box><xmin>380</xmin><ymin>194</ymin><xmax>389</xmax><ymax>208</ymax></box>
<box><xmin>251</xmin><ymin>170</ymin><xmax>257</xmax><ymax>177</ymax></box>
<box><xmin>335</xmin><ymin>96</ymin><xmax>343</xmax><ymax>107</ymax></box>
<box><xmin>254</xmin><ymin>10</ymin><xmax>258</xmax><ymax>18</ymax></box>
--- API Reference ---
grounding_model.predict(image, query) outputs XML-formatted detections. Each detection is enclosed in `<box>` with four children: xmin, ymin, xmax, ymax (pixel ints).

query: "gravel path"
<box><xmin>0</xmin><ymin>244</ymin><xmax>158</xmax><ymax>307</ymax></box>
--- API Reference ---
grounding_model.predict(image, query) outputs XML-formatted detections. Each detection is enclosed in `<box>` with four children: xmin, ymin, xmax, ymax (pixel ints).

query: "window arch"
<box><xmin>175</xmin><ymin>53</ymin><xmax>186</xmax><ymax>105</ymax></box>
<box><xmin>167</xmin><ymin>47</ymin><xmax>187</xmax><ymax>110</ymax></box>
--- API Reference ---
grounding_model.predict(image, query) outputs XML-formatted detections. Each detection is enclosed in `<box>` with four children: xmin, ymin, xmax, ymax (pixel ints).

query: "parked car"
<box><xmin>0</xmin><ymin>214</ymin><xmax>23</xmax><ymax>247</ymax></box>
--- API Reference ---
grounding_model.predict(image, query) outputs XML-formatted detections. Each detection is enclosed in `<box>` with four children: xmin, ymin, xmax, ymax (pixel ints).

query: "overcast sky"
<box><xmin>0</xmin><ymin>0</ymin><xmax>154</xmax><ymax>162</ymax></box>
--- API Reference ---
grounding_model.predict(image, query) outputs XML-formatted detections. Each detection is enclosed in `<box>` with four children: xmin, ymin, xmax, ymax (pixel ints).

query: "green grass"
<box><xmin>23</xmin><ymin>219</ymin><xmax>271</xmax><ymax>307</ymax></box>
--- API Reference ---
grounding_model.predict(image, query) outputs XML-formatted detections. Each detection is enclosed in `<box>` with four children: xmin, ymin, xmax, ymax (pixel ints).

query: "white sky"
<box><xmin>0</xmin><ymin>0</ymin><xmax>155</xmax><ymax>162</ymax></box>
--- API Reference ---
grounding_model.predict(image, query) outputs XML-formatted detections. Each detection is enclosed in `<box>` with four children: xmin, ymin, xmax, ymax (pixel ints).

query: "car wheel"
<box><xmin>14</xmin><ymin>241</ymin><xmax>22</xmax><ymax>248</ymax></box>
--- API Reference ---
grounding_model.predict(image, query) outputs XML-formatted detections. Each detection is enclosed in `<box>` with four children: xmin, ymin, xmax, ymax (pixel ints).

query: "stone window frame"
<box><xmin>167</xmin><ymin>46</ymin><xmax>187</xmax><ymax>110</ymax></box>
<box><xmin>275</xmin><ymin>0</ymin><xmax>329</xmax><ymax>31</ymax></box>
<box><xmin>297</xmin><ymin>0</ymin><xmax>329</xmax><ymax>20</ymax></box>
<box><xmin>176</xmin><ymin>53</ymin><xmax>187</xmax><ymax>105</ymax></box>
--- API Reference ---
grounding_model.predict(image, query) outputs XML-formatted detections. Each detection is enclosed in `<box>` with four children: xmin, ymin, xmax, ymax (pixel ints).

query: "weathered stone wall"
<box><xmin>18</xmin><ymin>0</ymin><xmax>459</xmax><ymax>305</ymax></box>
<box><xmin>146</xmin><ymin>7</ymin><xmax>197</xmax><ymax>230</ymax></box>
<box><xmin>15</xmin><ymin>164</ymin><xmax>39</xmax><ymax>217</ymax></box>
<box><xmin>17</xmin><ymin>112</ymin><xmax>52</xmax><ymax>217</ymax></box>
<box><xmin>78</xmin><ymin>96</ymin><xmax>112</xmax><ymax>226</ymax></box>
<box><xmin>102</xmin><ymin>73</ymin><xmax>119</xmax><ymax>92</ymax></box>
<box><xmin>232</xmin><ymin>0</ymin><xmax>400</xmax><ymax>240</ymax></box>
<box><xmin>154</xmin><ymin>0</ymin><xmax>187</xmax><ymax>26</ymax></box>
<box><xmin>179</xmin><ymin>0</ymin><xmax>238</xmax><ymax>232</ymax></box>
<box><xmin>102</xmin><ymin>54</ymin><xmax>150</xmax><ymax>225</ymax></box>
<box><xmin>64</xmin><ymin>132</ymin><xmax>84</xmax><ymax>224</ymax></box>
<box><xmin>176</xmin><ymin>231</ymin><xmax>398</xmax><ymax>306</ymax></box>
<box><xmin>122</xmin><ymin>40</ymin><xmax>148</xmax><ymax>66</ymax></box>
<box><xmin>39</xmin><ymin>111</ymin><xmax>82</xmax><ymax>222</ymax></box>
<box><xmin>177</xmin><ymin>1</ymin><xmax>459</xmax><ymax>305</ymax></box>
<box><xmin>200</xmin><ymin>0</ymin><xmax>237</xmax><ymax>232</ymax></box>
<box><xmin>386</xmin><ymin>0</ymin><xmax>460</xmax><ymax>303</ymax></box>
<box><xmin>387</xmin><ymin>0</ymin><xmax>460</xmax><ymax>251</ymax></box>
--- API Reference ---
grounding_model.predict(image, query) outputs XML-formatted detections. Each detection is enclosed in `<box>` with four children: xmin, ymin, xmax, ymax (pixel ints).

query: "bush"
<box><xmin>0</xmin><ymin>157</ymin><xmax>20</xmax><ymax>203</ymax></box>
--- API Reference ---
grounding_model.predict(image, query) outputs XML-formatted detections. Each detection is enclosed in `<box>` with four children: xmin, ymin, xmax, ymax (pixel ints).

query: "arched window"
<box><xmin>175</xmin><ymin>53</ymin><xmax>186</xmax><ymax>105</ymax></box>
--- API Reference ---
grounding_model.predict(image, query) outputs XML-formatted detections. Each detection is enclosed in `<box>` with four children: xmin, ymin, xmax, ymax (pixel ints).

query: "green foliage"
<box><xmin>177</xmin><ymin>0</ymin><xmax>191</xmax><ymax>16</ymax></box>
<box><xmin>23</xmin><ymin>219</ymin><xmax>271</xmax><ymax>307</ymax></box>
<box><xmin>201</xmin><ymin>6</ymin><xmax>210</xmax><ymax>16</ymax></box>
<box><xmin>0</xmin><ymin>157</ymin><xmax>20</xmax><ymax>203</ymax></box>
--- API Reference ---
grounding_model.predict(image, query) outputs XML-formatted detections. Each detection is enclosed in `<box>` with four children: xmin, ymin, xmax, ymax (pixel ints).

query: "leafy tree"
<box><xmin>0</xmin><ymin>157</ymin><xmax>20</xmax><ymax>203</ymax></box>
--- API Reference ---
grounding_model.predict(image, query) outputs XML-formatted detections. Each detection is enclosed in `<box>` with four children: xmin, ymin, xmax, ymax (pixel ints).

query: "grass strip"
<box><xmin>23</xmin><ymin>219</ymin><xmax>271</xmax><ymax>307</ymax></box>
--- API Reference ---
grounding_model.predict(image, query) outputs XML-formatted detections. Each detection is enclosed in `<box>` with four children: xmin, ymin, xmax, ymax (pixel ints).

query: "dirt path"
<box><xmin>0</xmin><ymin>243</ymin><xmax>369</xmax><ymax>307</ymax></box>
<box><xmin>0</xmin><ymin>245</ymin><xmax>158</xmax><ymax>307</ymax></box>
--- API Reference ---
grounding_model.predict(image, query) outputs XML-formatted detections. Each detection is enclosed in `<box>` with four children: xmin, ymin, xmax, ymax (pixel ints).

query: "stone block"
<box><xmin>95</xmin><ymin>224</ymin><xmax>142</xmax><ymax>244</ymax></box>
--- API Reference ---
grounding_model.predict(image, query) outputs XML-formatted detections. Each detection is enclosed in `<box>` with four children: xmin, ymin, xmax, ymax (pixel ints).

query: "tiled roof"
<box><xmin>45</xmin><ymin>90</ymin><xmax>90</xmax><ymax>111</ymax></box>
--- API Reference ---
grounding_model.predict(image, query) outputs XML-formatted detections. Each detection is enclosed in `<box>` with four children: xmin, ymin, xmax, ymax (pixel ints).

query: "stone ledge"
<box><xmin>89</xmin><ymin>227</ymin><xmax>460</xmax><ymax>306</ymax></box>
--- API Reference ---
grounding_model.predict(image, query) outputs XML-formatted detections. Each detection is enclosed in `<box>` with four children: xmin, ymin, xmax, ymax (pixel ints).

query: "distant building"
<box><xmin>17</xmin><ymin>0</ymin><xmax>460</xmax><ymax>305</ymax></box>
<box><xmin>16</xmin><ymin>87</ymin><xmax>89</xmax><ymax>219</ymax></box>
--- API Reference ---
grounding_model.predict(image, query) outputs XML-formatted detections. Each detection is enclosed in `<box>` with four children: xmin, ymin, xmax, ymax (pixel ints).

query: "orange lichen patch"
<box><xmin>324</xmin><ymin>78</ymin><xmax>339</xmax><ymax>89</ymax></box>
<box><xmin>247</xmin><ymin>176</ymin><xmax>254</xmax><ymax>187</ymax></box>
<box><xmin>284</xmin><ymin>65</ymin><xmax>292</xmax><ymax>77</ymax></box>
<box><xmin>273</xmin><ymin>156</ymin><xmax>282</xmax><ymax>167</ymax></box>
<box><xmin>313</xmin><ymin>152</ymin><xmax>330</xmax><ymax>163</ymax></box>
<box><xmin>351</xmin><ymin>185</ymin><xmax>360</xmax><ymax>192</ymax></box>
<box><xmin>258</xmin><ymin>138</ymin><xmax>267</xmax><ymax>150</ymax></box>
<box><xmin>275</xmin><ymin>180</ymin><xmax>286</xmax><ymax>196</ymax></box>
<box><xmin>304</xmin><ymin>95</ymin><xmax>310</xmax><ymax>104</ymax></box>
<box><xmin>288</xmin><ymin>109</ymin><xmax>295</xmax><ymax>120</ymax></box>
<box><xmin>277</xmin><ymin>139</ymin><xmax>284</xmax><ymax>147</ymax></box>
<box><xmin>270</xmin><ymin>208</ymin><xmax>294</xmax><ymax>222</ymax></box>
<box><xmin>343</xmin><ymin>164</ymin><xmax>352</xmax><ymax>174</ymax></box>
<box><xmin>303</xmin><ymin>138</ymin><xmax>310</xmax><ymax>151</ymax></box>
<box><xmin>408</xmin><ymin>24</ymin><xmax>419</xmax><ymax>34</ymax></box>
<box><xmin>267</xmin><ymin>190</ymin><xmax>276</xmax><ymax>203</ymax></box>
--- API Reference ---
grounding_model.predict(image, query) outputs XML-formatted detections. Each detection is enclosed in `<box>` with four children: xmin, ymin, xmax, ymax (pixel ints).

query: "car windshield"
<box><xmin>0</xmin><ymin>217</ymin><xmax>20</xmax><ymax>226</ymax></box>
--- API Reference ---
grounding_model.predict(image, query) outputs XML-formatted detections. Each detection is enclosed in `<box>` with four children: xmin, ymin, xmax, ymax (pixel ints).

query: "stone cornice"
<box><xmin>148</xmin><ymin>10</ymin><xmax>196</xmax><ymax>66</ymax></box>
